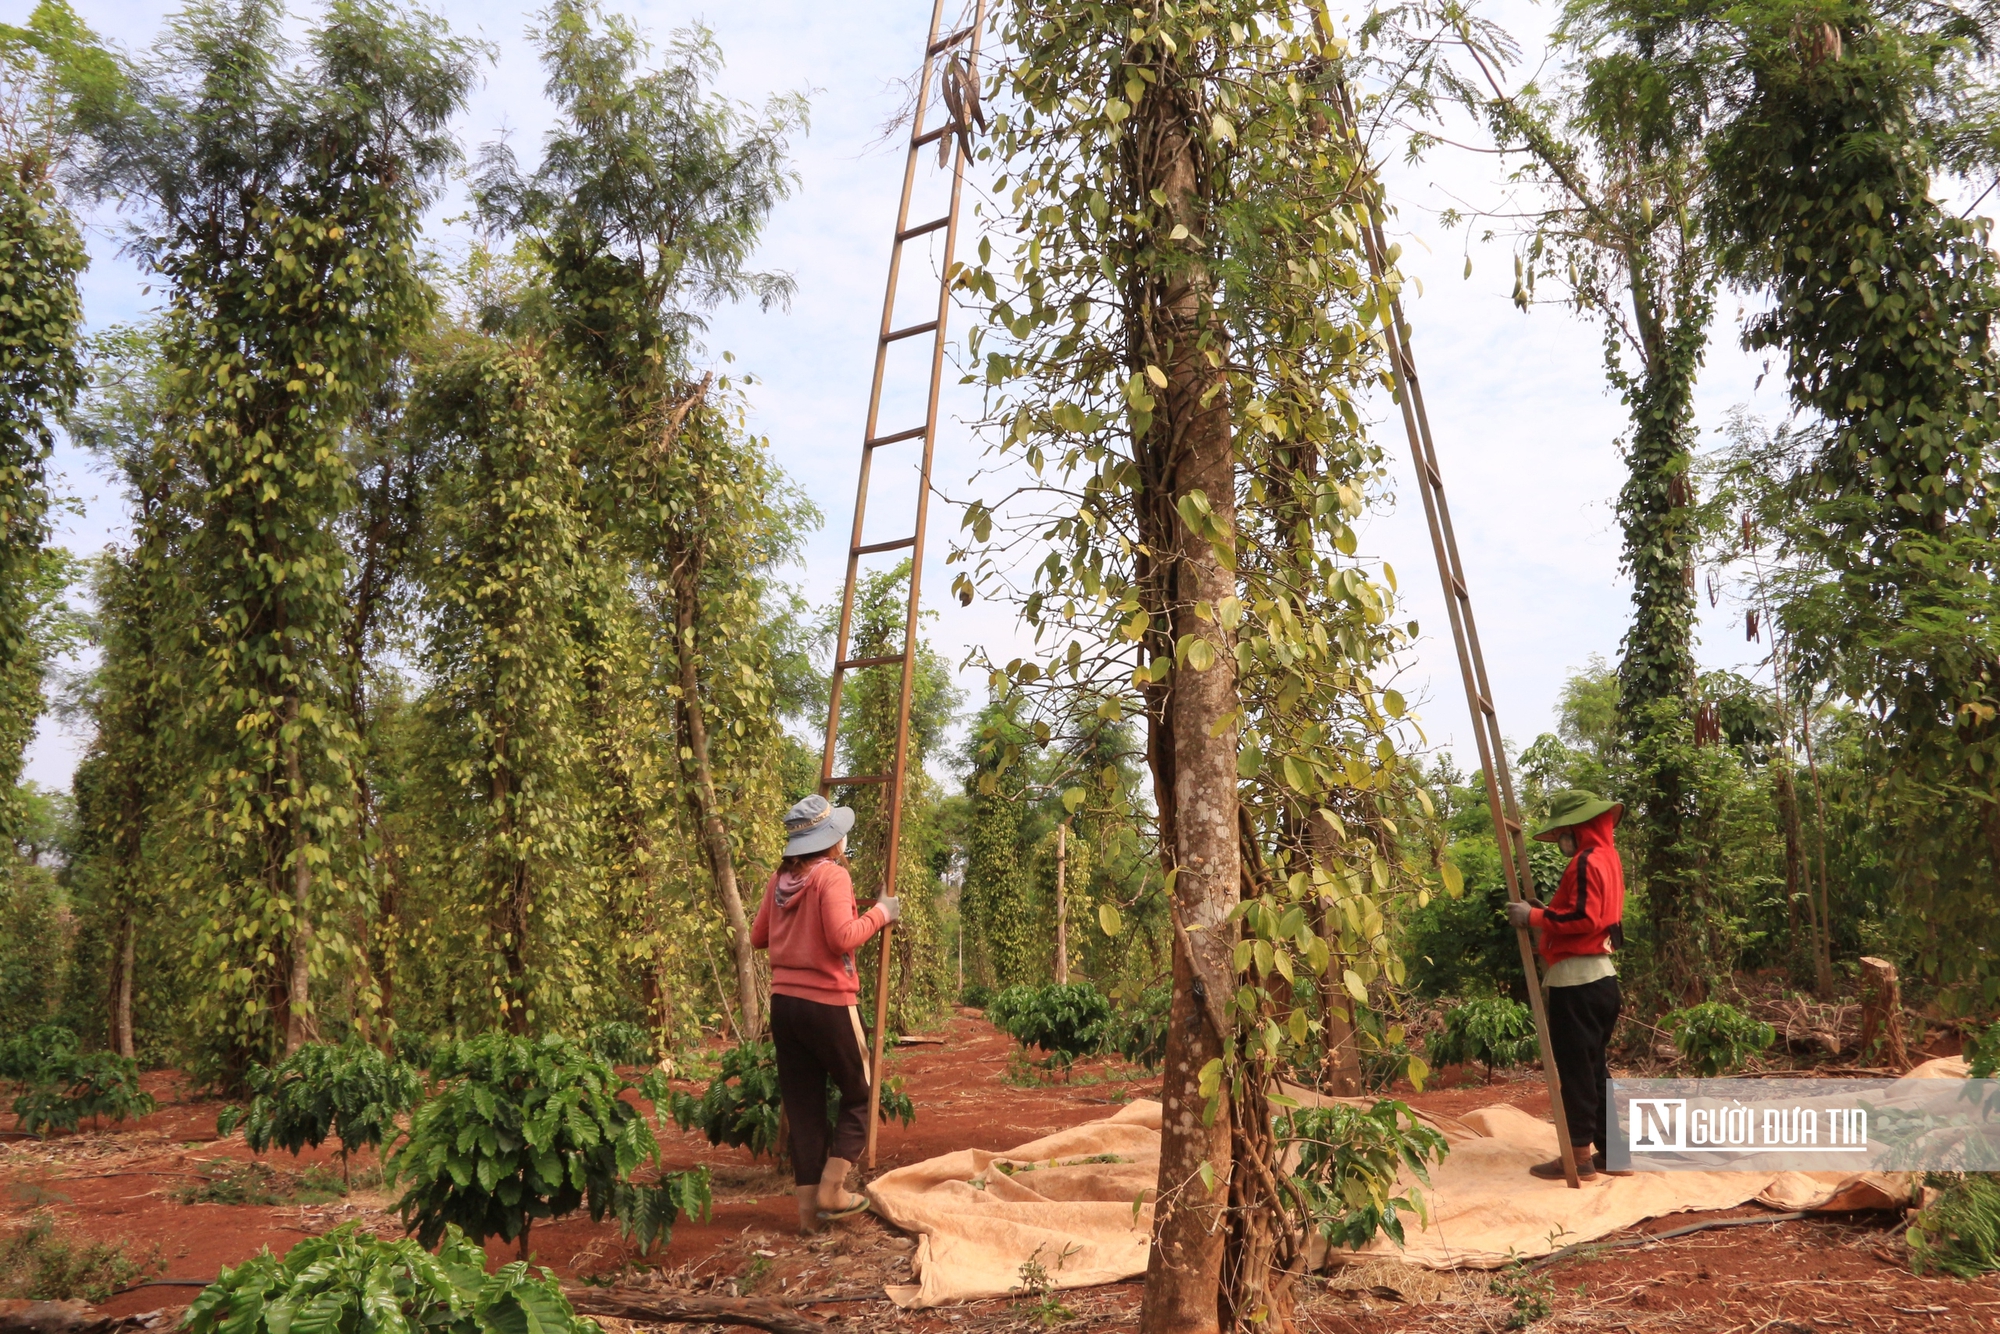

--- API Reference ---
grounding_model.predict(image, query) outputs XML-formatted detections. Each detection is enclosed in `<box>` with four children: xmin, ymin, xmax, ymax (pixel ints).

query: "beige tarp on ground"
<box><xmin>868</xmin><ymin>1100</ymin><xmax>1163</xmax><ymax>1310</ymax></box>
<box><xmin>867</xmin><ymin>1057</ymin><xmax>1965</xmax><ymax>1308</ymax></box>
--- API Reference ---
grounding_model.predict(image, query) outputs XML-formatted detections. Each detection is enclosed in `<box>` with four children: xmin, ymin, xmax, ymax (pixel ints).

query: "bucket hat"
<box><xmin>1530</xmin><ymin>788</ymin><xmax>1624</xmax><ymax>841</ymax></box>
<box><xmin>783</xmin><ymin>793</ymin><xmax>855</xmax><ymax>856</ymax></box>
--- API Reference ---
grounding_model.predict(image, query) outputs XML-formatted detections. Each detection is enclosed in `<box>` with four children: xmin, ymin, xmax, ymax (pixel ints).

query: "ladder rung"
<box><xmin>854</xmin><ymin>536</ymin><xmax>916</xmax><ymax>556</ymax></box>
<box><xmin>913</xmin><ymin>124</ymin><xmax>955</xmax><ymax>149</ymax></box>
<box><xmin>1425</xmin><ymin>466</ymin><xmax>1442</xmax><ymax>487</ymax></box>
<box><xmin>1451</xmin><ymin>577</ymin><xmax>1468</xmax><ymax>599</ymax></box>
<box><xmin>866</xmin><ymin>426</ymin><xmax>927</xmax><ymax>449</ymax></box>
<box><xmin>829</xmin><ymin>774</ymin><xmax>892</xmax><ymax>786</ymax></box>
<box><xmin>838</xmin><ymin>654</ymin><xmax>906</xmax><ymax>670</ymax></box>
<box><xmin>1476</xmin><ymin>694</ymin><xmax>1495</xmax><ymax>715</ymax></box>
<box><xmin>897</xmin><ymin>216</ymin><xmax>950</xmax><ymax>242</ymax></box>
<box><xmin>883</xmin><ymin>319</ymin><xmax>941</xmax><ymax>343</ymax></box>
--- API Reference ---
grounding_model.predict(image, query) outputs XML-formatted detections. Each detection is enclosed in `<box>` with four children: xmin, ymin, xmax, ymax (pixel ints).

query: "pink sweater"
<box><xmin>750</xmin><ymin>859</ymin><xmax>889</xmax><ymax>1006</ymax></box>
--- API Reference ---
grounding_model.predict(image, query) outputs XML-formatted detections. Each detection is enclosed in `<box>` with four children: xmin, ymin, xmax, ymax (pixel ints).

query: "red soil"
<box><xmin>3</xmin><ymin>1010</ymin><xmax>1994</xmax><ymax>1332</ymax></box>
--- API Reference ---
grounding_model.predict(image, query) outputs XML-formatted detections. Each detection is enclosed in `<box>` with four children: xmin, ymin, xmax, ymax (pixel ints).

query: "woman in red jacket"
<box><xmin>751</xmin><ymin>794</ymin><xmax>900</xmax><ymax>1232</ymax></box>
<box><xmin>1505</xmin><ymin>788</ymin><xmax>1629</xmax><ymax>1180</ymax></box>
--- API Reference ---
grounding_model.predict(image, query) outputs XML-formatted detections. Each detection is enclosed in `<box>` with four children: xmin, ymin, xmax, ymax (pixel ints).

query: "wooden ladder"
<box><xmin>1337</xmin><ymin>86</ymin><xmax>1583</xmax><ymax>1188</ymax></box>
<box><xmin>818</xmin><ymin>0</ymin><xmax>986</xmax><ymax>1169</ymax></box>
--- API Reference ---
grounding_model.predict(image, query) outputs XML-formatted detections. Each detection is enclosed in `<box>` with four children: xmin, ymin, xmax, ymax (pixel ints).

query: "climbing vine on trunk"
<box><xmin>472</xmin><ymin>0</ymin><xmax>808</xmax><ymax>1040</ymax></box>
<box><xmin>1651</xmin><ymin>0</ymin><xmax>2000</xmax><ymax>998</ymax></box>
<box><xmin>409</xmin><ymin>337</ymin><xmax>595</xmax><ymax>1035</ymax></box>
<box><xmin>1420</xmin><ymin>6</ymin><xmax>1717</xmax><ymax>997</ymax></box>
<box><xmin>960</xmin><ymin>7</ymin><xmax>1446</xmax><ymax>1328</ymax></box>
<box><xmin>90</xmin><ymin>0</ymin><xmax>478</xmax><ymax>1072</ymax></box>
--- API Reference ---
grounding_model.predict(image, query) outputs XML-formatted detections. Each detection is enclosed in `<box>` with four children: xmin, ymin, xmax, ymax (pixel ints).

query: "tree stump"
<box><xmin>1858</xmin><ymin>956</ymin><xmax>1909</xmax><ymax>1071</ymax></box>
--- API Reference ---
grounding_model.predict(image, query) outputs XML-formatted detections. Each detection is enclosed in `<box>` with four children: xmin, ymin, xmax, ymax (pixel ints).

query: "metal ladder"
<box><xmin>818</xmin><ymin>0</ymin><xmax>986</xmax><ymax>1168</ymax></box>
<box><xmin>1336</xmin><ymin>86</ymin><xmax>1582</xmax><ymax>1187</ymax></box>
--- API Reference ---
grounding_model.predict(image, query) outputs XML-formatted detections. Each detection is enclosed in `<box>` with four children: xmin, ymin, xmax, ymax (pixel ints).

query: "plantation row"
<box><xmin>5</xmin><ymin>0</ymin><xmax>2000</xmax><ymax>1315</ymax></box>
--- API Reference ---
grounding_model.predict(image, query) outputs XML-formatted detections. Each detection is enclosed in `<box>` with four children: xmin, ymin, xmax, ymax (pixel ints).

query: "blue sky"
<box><xmin>28</xmin><ymin>0</ymin><xmax>1794</xmax><ymax>792</ymax></box>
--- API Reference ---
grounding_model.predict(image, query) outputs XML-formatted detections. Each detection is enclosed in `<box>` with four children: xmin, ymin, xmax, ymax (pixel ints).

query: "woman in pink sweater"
<box><xmin>751</xmin><ymin>794</ymin><xmax>900</xmax><ymax>1232</ymax></box>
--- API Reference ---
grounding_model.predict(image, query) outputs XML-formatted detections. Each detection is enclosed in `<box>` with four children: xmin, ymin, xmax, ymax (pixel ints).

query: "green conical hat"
<box><xmin>1530</xmin><ymin>789</ymin><xmax>1623</xmax><ymax>841</ymax></box>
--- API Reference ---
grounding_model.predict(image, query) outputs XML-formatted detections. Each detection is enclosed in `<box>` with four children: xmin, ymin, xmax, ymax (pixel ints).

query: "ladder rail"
<box><xmin>1336</xmin><ymin>84</ymin><xmax>1582</xmax><ymax>1188</ymax></box>
<box><xmin>871</xmin><ymin>0</ymin><xmax>984</xmax><ymax>1173</ymax></box>
<box><xmin>817</xmin><ymin>0</ymin><xmax>984</xmax><ymax>1170</ymax></box>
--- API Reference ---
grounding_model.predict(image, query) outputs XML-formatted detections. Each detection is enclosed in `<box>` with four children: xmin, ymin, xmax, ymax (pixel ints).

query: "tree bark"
<box><xmin>1305</xmin><ymin>812</ymin><xmax>1361</xmax><ymax>1096</ymax></box>
<box><xmin>1054</xmin><ymin>823</ymin><xmax>1069</xmax><ymax>985</ymax></box>
<box><xmin>284</xmin><ymin>695</ymin><xmax>314</xmax><ymax>1054</ymax></box>
<box><xmin>491</xmin><ymin>755</ymin><xmax>532</xmax><ymax>1036</ymax></box>
<box><xmin>110</xmin><ymin>912</ymin><xmax>135</xmax><ymax>1060</ymax></box>
<box><xmin>1774</xmin><ymin>760</ymin><xmax>1803</xmax><ymax>939</ymax></box>
<box><xmin>0</xmin><ymin>1300</ymin><xmax>176</xmax><ymax>1334</ymax></box>
<box><xmin>1858</xmin><ymin>956</ymin><xmax>1908</xmax><ymax>1071</ymax></box>
<box><xmin>670</xmin><ymin>555</ymin><xmax>762</xmax><ymax>1040</ymax></box>
<box><xmin>1799</xmin><ymin>696</ymin><xmax>1836</xmax><ymax>998</ymax></box>
<box><xmin>1772</xmin><ymin>760</ymin><xmax>1822</xmax><ymax>990</ymax></box>
<box><xmin>1132</xmin><ymin>61</ymin><xmax>1239</xmax><ymax>1334</ymax></box>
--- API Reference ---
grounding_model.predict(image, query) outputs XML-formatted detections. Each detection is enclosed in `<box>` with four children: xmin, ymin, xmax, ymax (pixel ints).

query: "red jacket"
<box><xmin>750</xmin><ymin>858</ymin><xmax>889</xmax><ymax>1007</ymax></box>
<box><xmin>1526</xmin><ymin>808</ymin><xmax>1625</xmax><ymax>967</ymax></box>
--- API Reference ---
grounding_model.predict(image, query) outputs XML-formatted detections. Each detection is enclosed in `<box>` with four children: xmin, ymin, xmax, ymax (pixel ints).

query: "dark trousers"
<box><xmin>1545</xmin><ymin>975</ymin><xmax>1621</xmax><ymax>1151</ymax></box>
<box><xmin>769</xmin><ymin>992</ymin><xmax>872</xmax><ymax>1186</ymax></box>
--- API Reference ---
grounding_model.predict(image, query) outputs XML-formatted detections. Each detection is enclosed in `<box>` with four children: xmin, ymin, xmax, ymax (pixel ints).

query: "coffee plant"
<box><xmin>1908</xmin><ymin>1172</ymin><xmax>2000</xmax><ymax>1279</ymax></box>
<box><xmin>11</xmin><ymin>1048</ymin><xmax>154</xmax><ymax>1137</ymax></box>
<box><xmin>987</xmin><ymin>983</ymin><xmax>1113</xmax><ymax>1067</ymax></box>
<box><xmin>217</xmin><ymin>1041</ymin><xmax>424</xmax><ymax>1182</ymax></box>
<box><xmin>1665</xmin><ymin>1002</ymin><xmax>1775</xmax><ymax>1077</ymax></box>
<box><xmin>1278</xmin><ymin>1100</ymin><xmax>1450</xmax><ymax>1251</ymax></box>
<box><xmin>587</xmin><ymin>1021</ymin><xmax>654</xmax><ymax>1067</ymax></box>
<box><xmin>668</xmin><ymin>1039</ymin><xmax>915</xmax><ymax>1157</ymax></box>
<box><xmin>387</xmin><ymin>1033</ymin><xmax>708</xmax><ymax>1258</ymax></box>
<box><xmin>185</xmin><ymin>1223</ymin><xmax>596</xmax><ymax>1334</ymax></box>
<box><xmin>1966</xmin><ymin>1022</ymin><xmax>1999</xmax><ymax>1079</ymax></box>
<box><xmin>0</xmin><ymin>1024</ymin><xmax>77</xmax><ymax>1087</ymax></box>
<box><xmin>1111</xmin><ymin>983</ymin><xmax>1170</xmax><ymax>1070</ymax></box>
<box><xmin>1426</xmin><ymin>998</ymin><xmax>1538</xmax><ymax>1083</ymax></box>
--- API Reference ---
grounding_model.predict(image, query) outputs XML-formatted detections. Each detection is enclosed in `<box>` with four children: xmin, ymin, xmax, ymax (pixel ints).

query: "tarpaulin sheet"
<box><xmin>865</xmin><ymin>1058</ymin><xmax>1962</xmax><ymax>1307</ymax></box>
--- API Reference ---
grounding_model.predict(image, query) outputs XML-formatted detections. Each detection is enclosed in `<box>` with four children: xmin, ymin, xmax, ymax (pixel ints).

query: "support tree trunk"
<box><xmin>110</xmin><ymin>912</ymin><xmax>135</xmax><ymax>1060</ymax></box>
<box><xmin>1054</xmin><ymin>823</ymin><xmax>1069</xmax><ymax>985</ymax></box>
<box><xmin>492</xmin><ymin>758</ymin><xmax>532</xmax><ymax>1036</ymax></box>
<box><xmin>284</xmin><ymin>696</ymin><xmax>314</xmax><ymax>1054</ymax></box>
<box><xmin>672</xmin><ymin>564</ymin><xmax>763</xmax><ymax>1041</ymax></box>
<box><xmin>1306</xmin><ymin>812</ymin><xmax>1361</xmax><ymax>1096</ymax></box>
<box><xmin>1131</xmin><ymin>55</ymin><xmax>1240</xmax><ymax>1334</ymax></box>
<box><xmin>1800</xmin><ymin>696</ymin><xmax>1836</xmax><ymax>998</ymax></box>
<box><xmin>1614</xmin><ymin>251</ymin><xmax>1708</xmax><ymax>1005</ymax></box>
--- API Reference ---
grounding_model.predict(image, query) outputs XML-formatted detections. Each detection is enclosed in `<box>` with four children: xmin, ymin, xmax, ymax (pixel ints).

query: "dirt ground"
<box><xmin>4</xmin><ymin>1008</ymin><xmax>1996</xmax><ymax>1332</ymax></box>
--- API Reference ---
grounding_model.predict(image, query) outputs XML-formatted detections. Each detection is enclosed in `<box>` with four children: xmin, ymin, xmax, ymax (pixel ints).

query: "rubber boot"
<box><xmin>795</xmin><ymin>1184</ymin><xmax>822</xmax><ymax>1235</ymax></box>
<box><xmin>1529</xmin><ymin>1144</ymin><xmax>1599</xmax><ymax>1181</ymax></box>
<box><xmin>817</xmin><ymin>1156</ymin><xmax>868</xmax><ymax>1219</ymax></box>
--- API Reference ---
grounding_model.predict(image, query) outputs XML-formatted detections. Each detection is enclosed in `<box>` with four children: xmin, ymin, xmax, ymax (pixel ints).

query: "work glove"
<box><xmin>878</xmin><ymin>895</ymin><xmax>903</xmax><ymax>924</ymax></box>
<box><xmin>1504</xmin><ymin>900</ymin><xmax>1535</xmax><ymax>930</ymax></box>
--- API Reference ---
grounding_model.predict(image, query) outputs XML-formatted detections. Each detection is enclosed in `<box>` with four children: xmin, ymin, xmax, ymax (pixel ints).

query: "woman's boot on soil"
<box><xmin>817</xmin><ymin>1157</ymin><xmax>869</xmax><ymax>1220</ymax></box>
<box><xmin>796</xmin><ymin>1184</ymin><xmax>823</xmax><ymax>1235</ymax></box>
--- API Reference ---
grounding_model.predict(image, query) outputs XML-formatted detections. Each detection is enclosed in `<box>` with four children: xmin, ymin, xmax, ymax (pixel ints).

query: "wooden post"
<box><xmin>1054</xmin><ymin>822</ymin><xmax>1069</xmax><ymax>985</ymax></box>
<box><xmin>1859</xmin><ymin>956</ymin><xmax>1909</xmax><ymax>1070</ymax></box>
